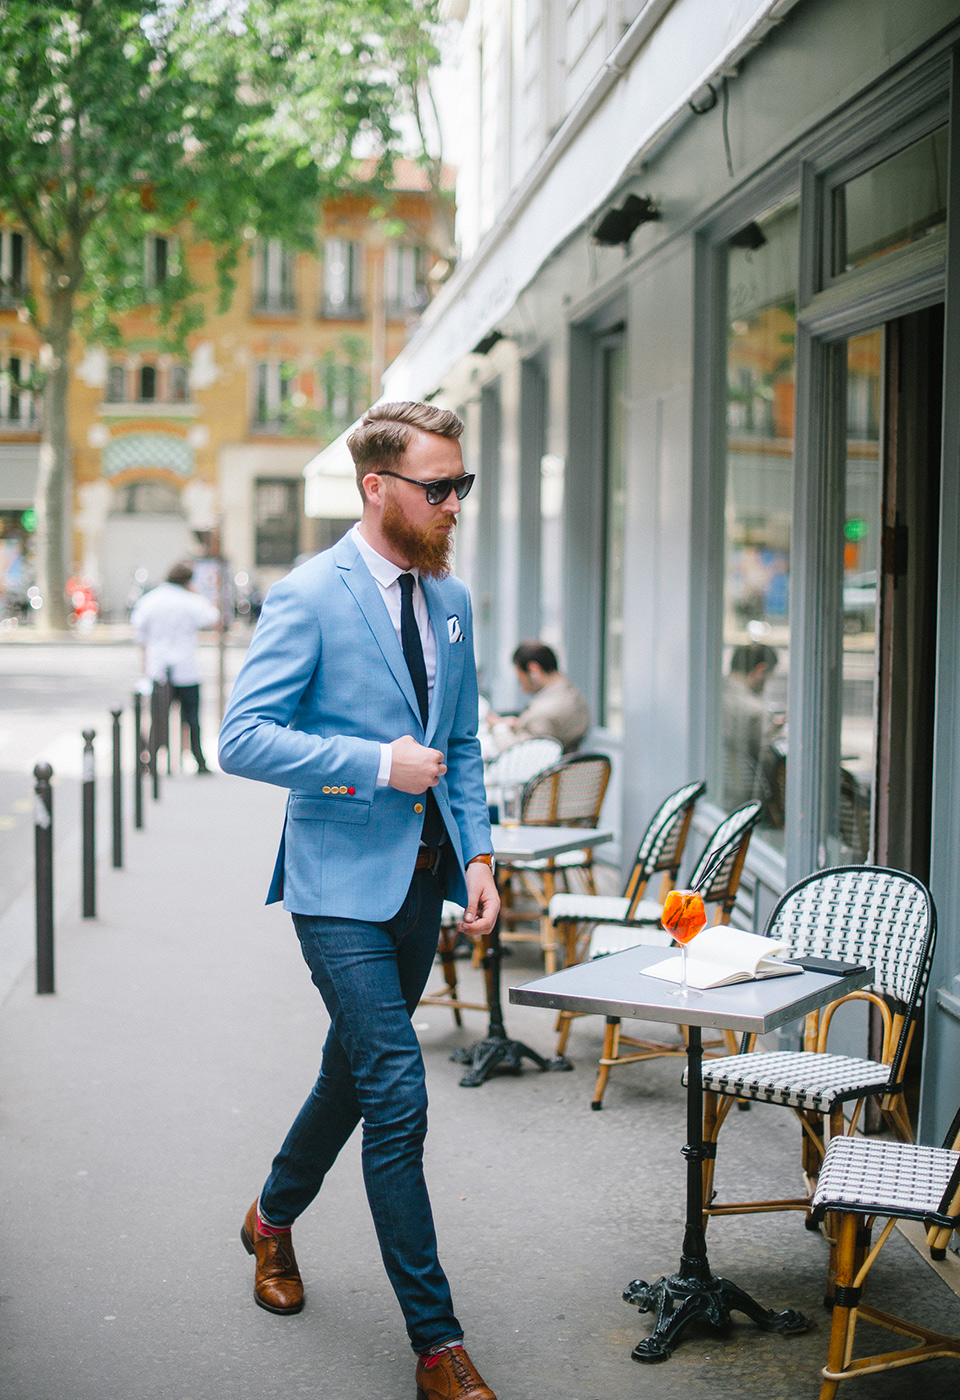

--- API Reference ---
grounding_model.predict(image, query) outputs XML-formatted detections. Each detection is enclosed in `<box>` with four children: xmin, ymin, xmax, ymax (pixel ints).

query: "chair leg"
<box><xmin>556</xmin><ymin>1010</ymin><xmax>573</xmax><ymax>1057</ymax></box>
<box><xmin>818</xmin><ymin>1211</ymin><xmax>861</xmax><ymax>1400</ymax></box>
<box><xmin>592</xmin><ymin>1017</ymin><xmax>620</xmax><ymax>1109</ymax></box>
<box><xmin>437</xmin><ymin>926</ymin><xmax>462</xmax><ymax>1027</ymax></box>
<box><xmin>702</xmin><ymin>1091</ymin><xmax>720</xmax><ymax>1227</ymax></box>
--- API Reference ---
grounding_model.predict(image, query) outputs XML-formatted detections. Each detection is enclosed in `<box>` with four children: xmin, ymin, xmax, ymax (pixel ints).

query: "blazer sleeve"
<box><xmin>218</xmin><ymin>572</ymin><xmax>381</xmax><ymax>799</ymax></box>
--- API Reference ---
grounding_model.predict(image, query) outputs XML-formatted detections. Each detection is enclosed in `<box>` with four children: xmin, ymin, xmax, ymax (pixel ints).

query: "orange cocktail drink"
<box><xmin>661</xmin><ymin>890</ymin><xmax>707</xmax><ymax>994</ymax></box>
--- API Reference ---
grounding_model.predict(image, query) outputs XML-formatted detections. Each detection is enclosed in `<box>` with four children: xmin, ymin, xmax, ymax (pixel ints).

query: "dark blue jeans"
<box><xmin>258</xmin><ymin>870</ymin><xmax>462</xmax><ymax>1354</ymax></box>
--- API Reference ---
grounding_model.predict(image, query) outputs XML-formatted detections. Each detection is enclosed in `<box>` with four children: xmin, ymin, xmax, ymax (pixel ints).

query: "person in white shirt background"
<box><xmin>131</xmin><ymin>561</ymin><xmax>220</xmax><ymax>774</ymax></box>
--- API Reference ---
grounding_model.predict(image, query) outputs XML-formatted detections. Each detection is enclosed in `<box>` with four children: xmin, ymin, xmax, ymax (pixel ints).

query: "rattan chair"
<box><xmin>810</xmin><ymin>1104</ymin><xmax>960</xmax><ymax>1398</ymax></box>
<box><xmin>551</xmin><ymin>779</ymin><xmax>705</xmax><ymax>1053</ymax></box>
<box><xmin>584</xmin><ymin>801</ymin><xmax>762</xmax><ymax>1108</ymax></box>
<box><xmin>698</xmin><ymin>865</ymin><xmax>937</xmax><ymax>1230</ymax></box>
<box><xmin>496</xmin><ymin>753</ymin><xmax>612</xmax><ymax>973</ymax></box>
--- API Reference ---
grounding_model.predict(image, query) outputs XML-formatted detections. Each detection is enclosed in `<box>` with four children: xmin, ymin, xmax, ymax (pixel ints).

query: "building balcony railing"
<box><xmin>320</xmin><ymin>298</ymin><xmax>365</xmax><ymax>321</ymax></box>
<box><xmin>253</xmin><ymin>294</ymin><xmax>298</xmax><ymax>316</ymax></box>
<box><xmin>0</xmin><ymin>285</ymin><xmax>27</xmax><ymax>310</ymax></box>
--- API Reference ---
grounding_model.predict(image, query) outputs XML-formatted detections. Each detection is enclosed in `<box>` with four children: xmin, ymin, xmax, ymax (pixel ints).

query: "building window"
<box><xmin>385</xmin><ymin>244</ymin><xmax>426</xmax><ymax>316</ymax></box>
<box><xmin>831</xmin><ymin>125</ymin><xmax>947</xmax><ymax>277</ymax></box>
<box><xmin>107</xmin><ymin>364</ymin><xmax>127</xmax><ymax>403</ymax></box>
<box><xmin>254</xmin><ymin>238</ymin><xmax>297</xmax><ymax>314</ymax></box>
<box><xmin>0</xmin><ymin>356</ymin><xmax>36</xmax><ymax>426</ymax></box>
<box><xmin>168</xmin><ymin>364</ymin><xmax>189</xmax><ymax>402</ymax></box>
<box><xmin>138</xmin><ymin>365</ymin><xmax>157</xmax><ymax>402</ymax></box>
<box><xmin>254</xmin><ymin>478</ymin><xmax>300</xmax><ymax>567</ymax></box>
<box><xmin>0</xmin><ymin>230</ymin><xmax>26</xmax><ymax>306</ymax></box>
<box><xmin>320</xmin><ymin>354</ymin><xmax>364</xmax><ymax>431</ymax></box>
<box><xmin>144</xmin><ymin>235</ymin><xmax>178</xmax><ymax>290</ymax></box>
<box><xmin>254</xmin><ymin>362</ymin><xmax>295</xmax><ymax>430</ymax></box>
<box><xmin>321</xmin><ymin>239</ymin><xmax>364</xmax><ymax>319</ymax></box>
<box><xmin>718</xmin><ymin>199</ymin><xmax>798</xmax><ymax>851</ymax></box>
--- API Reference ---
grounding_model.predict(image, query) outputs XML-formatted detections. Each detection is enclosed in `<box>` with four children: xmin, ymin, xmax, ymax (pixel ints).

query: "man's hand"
<box><xmin>459</xmin><ymin>861</ymin><xmax>500</xmax><ymax>938</ymax></box>
<box><xmin>388</xmin><ymin>735</ymin><xmax>447</xmax><ymax>793</ymax></box>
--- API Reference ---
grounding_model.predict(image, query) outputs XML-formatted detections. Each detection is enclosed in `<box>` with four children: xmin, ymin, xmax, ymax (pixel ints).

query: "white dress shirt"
<box><xmin>351</xmin><ymin>524</ymin><xmax>437</xmax><ymax>786</ymax></box>
<box><xmin>130</xmin><ymin>582</ymin><xmax>219</xmax><ymax>684</ymax></box>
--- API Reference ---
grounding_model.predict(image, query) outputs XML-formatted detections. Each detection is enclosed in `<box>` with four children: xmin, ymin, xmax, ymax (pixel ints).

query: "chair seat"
<box><xmin>548</xmin><ymin>893</ymin><xmax>663</xmax><ymax>925</ymax></box>
<box><xmin>692</xmin><ymin>1051</ymin><xmax>892</xmax><ymax>1112</ymax></box>
<box><xmin>587</xmin><ymin>923</ymin><xmax>673</xmax><ymax>958</ymax></box>
<box><xmin>500</xmin><ymin>848</ymin><xmax>594</xmax><ymax>872</ymax></box>
<box><xmin>813</xmin><ymin>1134</ymin><xmax>960</xmax><ymax>1220</ymax></box>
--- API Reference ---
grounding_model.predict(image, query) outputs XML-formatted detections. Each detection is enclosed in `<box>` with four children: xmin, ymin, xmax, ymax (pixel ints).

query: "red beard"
<box><xmin>381</xmin><ymin>497</ymin><xmax>456</xmax><ymax>579</ymax></box>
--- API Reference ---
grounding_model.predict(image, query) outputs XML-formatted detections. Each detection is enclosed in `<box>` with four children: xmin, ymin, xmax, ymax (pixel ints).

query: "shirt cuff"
<box><xmin>377</xmin><ymin>742</ymin><xmax>392</xmax><ymax>787</ymax></box>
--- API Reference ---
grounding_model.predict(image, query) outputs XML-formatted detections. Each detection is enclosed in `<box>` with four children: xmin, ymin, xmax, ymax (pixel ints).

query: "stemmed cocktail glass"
<box><xmin>660</xmin><ymin>890</ymin><xmax>707</xmax><ymax>997</ymax></box>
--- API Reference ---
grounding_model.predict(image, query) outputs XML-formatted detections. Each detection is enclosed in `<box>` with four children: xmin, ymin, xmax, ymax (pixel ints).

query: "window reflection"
<box><xmin>833</xmin><ymin>126</ymin><xmax>947</xmax><ymax>275</ymax></box>
<box><xmin>720</xmin><ymin>201</ymin><xmax>798</xmax><ymax>849</ymax></box>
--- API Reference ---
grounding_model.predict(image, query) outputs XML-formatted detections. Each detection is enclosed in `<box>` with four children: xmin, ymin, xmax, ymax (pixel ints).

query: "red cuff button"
<box><xmin>347</xmin><ymin>787</ymin><xmax>355</xmax><ymax>795</ymax></box>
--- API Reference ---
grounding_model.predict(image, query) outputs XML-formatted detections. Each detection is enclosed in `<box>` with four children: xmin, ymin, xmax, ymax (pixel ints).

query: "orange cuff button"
<box><xmin>414</xmin><ymin>802</ymin><xmax>424</xmax><ymax>814</ymax></box>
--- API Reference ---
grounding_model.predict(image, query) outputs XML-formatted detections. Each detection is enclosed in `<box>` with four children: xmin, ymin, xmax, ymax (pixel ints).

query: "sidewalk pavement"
<box><xmin>1</xmin><ymin>765</ymin><xmax>958</xmax><ymax>1400</ymax></box>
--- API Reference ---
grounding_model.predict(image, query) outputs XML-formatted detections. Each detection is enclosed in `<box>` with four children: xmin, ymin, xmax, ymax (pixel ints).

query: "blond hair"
<box><xmin>347</xmin><ymin>401</ymin><xmax>464</xmax><ymax>494</ymax></box>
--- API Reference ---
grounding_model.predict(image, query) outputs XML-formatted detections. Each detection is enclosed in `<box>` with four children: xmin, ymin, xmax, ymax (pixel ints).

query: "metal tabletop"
<box><xmin>490</xmin><ymin>824</ymin><xmax>612</xmax><ymax>862</ymax></box>
<box><xmin>509</xmin><ymin>943</ymin><xmax>872</xmax><ymax>1035</ymax></box>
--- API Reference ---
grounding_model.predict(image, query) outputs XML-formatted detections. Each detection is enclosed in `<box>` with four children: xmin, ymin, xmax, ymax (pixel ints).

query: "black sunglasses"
<box><xmin>375</xmin><ymin>471</ymin><xmax>475</xmax><ymax>506</ymax></box>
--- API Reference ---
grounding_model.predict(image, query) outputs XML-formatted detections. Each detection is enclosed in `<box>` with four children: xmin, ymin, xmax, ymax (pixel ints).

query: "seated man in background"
<box><xmin>486</xmin><ymin>642</ymin><xmax>590</xmax><ymax>754</ymax></box>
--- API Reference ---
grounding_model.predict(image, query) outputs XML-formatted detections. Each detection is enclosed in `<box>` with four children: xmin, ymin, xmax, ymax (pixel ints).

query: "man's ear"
<box><xmin>361</xmin><ymin>472</ymin><xmax>384</xmax><ymax>508</ymax></box>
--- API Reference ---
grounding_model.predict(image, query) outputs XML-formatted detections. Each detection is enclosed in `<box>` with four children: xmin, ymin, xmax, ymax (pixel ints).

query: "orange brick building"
<box><xmin>0</xmin><ymin>161</ymin><xmax>452</xmax><ymax>620</ymax></box>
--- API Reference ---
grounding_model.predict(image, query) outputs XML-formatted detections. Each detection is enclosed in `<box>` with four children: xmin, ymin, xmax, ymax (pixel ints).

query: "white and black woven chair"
<box><xmin>698</xmin><ymin>865</ymin><xmax>937</xmax><ymax>1229</ymax></box>
<box><xmin>484</xmin><ymin>736</ymin><xmax>563</xmax><ymax>819</ymax></box>
<box><xmin>496</xmin><ymin>753</ymin><xmax>612</xmax><ymax>974</ymax></box>
<box><xmin>580</xmin><ymin>801</ymin><xmax>762</xmax><ymax>1109</ymax></box>
<box><xmin>809</xmin><ymin>1103</ymin><xmax>960</xmax><ymax>1398</ymax></box>
<box><xmin>551</xmin><ymin>779</ymin><xmax>705</xmax><ymax>1055</ymax></box>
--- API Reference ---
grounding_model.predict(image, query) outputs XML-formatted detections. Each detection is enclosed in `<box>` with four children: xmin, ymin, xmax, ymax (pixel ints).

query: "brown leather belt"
<box><xmin>415</xmin><ymin>847</ymin><xmax>441</xmax><ymax>871</ymax></box>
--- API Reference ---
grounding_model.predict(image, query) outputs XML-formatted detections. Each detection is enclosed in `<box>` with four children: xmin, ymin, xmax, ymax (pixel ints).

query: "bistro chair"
<box><xmin>698</xmin><ymin>865</ymin><xmax>937</xmax><ymax>1230</ymax></box>
<box><xmin>551</xmin><ymin>778</ymin><xmax>705</xmax><ymax>1052</ymax></box>
<box><xmin>484</xmin><ymin>736</ymin><xmax>562</xmax><ymax>819</ymax></box>
<box><xmin>582</xmin><ymin>801</ymin><xmax>762</xmax><ymax>1109</ymax></box>
<box><xmin>809</xmin><ymin>1103</ymin><xmax>960</xmax><ymax>1398</ymax></box>
<box><xmin>496</xmin><ymin>752</ymin><xmax>612</xmax><ymax>974</ymax></box>
<box><xmin>417</xmin><ymin>901</ymin><xmax>490</xmax><ymax>1026</ymax></box>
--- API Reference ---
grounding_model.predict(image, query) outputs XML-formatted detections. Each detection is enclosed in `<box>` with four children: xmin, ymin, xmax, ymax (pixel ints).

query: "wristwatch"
<box><xmin>467</xmin><ymin>853</ymin><xmax>494</xmax><ymax>867</ymax></box>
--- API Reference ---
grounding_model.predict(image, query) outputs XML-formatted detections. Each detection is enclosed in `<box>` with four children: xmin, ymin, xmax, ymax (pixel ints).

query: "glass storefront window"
<box><xmin>832</xmin><ymin>126</ymin><xmax>947</xmax><ymax>276</ymax></box>
<box><xmin>830</xmin><ymin>327</ymin><xmax>883</xmax><ymax>865</ymax></box>
<box><xmin>720</xmin><ymin>200</ymin><xmax>798</xmax><ymax>850</ymax></box>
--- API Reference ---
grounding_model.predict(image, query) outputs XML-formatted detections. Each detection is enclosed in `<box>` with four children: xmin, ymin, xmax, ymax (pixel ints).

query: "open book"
<box><xmin>643</xmin><ymin>928</ymin><xmax>802</xmax><ymax>990</ymax></box>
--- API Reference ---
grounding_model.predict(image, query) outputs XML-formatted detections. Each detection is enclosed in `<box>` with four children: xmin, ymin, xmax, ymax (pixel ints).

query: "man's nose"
<box><xmin>442</xmin><ymin>490</ymin><xmax>461</xmax><ymax>516</ymax></box>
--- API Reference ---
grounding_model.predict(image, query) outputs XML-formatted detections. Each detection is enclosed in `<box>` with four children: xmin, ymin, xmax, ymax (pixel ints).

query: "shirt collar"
<box><xmin>351</xmin><ymin>523</ymin><xmax>419</xmax><ymax>590</ymax></box>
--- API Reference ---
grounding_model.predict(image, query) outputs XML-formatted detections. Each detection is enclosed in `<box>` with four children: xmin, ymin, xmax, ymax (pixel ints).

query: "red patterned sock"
<box><xmin>419</xmin><ymin>1343</ymin><xmax>465</xmax><ymax>1368</ymax></box>
<box><xmin>256</xmin><ymin>1205</ymin><xmax>292</xmax><ymax>1237</ymax></box>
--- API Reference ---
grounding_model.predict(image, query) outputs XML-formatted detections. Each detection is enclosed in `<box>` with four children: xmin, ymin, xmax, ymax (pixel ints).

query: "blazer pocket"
<box><xmin>288</xmin><ymin>794</ymin><xmax>371</xmax><ymax>825</ymax></box>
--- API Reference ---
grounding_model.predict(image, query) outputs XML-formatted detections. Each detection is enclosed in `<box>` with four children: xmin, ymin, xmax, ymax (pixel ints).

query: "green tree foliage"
<box><xmin>0</xmin><ymin>0</ymin><xmax>440</xmax><ymax>626</ymax></box>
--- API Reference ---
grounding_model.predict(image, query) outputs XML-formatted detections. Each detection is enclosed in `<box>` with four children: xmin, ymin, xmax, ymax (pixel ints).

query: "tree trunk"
<box><xmin>35</xmin><ymin>291</ymin><xmax>73</xmax><ymax>631</ymax></box>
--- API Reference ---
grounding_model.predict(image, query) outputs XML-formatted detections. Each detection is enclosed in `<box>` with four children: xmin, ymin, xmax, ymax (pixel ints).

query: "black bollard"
<box><xmin>149</xmin><ymin>682</ymin><xmax>161</xmax><ymax>801</ymax></box>
<box><xmin>34</xmin><ymin>762</ymin><xmax>54</xmax><ymax>994</ymax></box>
<box><xmin>133</xmin><ymin>688</ymin><xmax>145</xmax><ymax>830</ymax></box>
<box><xmin>111</xmin><ymin>707</ymin><xmax>123</xmax><ymax>869</ymax></box>
<box><xmin>82</xmin><ymin>729</ymin><xmax>96</xmax><ymax>918</ymax></box>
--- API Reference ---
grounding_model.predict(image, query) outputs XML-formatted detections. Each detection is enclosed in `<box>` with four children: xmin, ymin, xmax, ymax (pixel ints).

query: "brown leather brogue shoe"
<box><xmin>240</xmin><ymin>1200</ymin><xmax>304</xmax><ymax>1314</ymax></box>
<box><xmin>415</xmin><ymin>1345</ymin><xmax>496</xmax><ymax>1400</ymax></box>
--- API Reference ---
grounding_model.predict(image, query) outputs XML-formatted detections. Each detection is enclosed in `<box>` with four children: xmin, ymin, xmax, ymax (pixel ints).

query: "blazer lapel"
<box><xmin>334</xmin><ymin>535</ymin><xmax>423</xmax><ymax>729</ymax></box>
<box><xmin>422</xmin><ymin>576</ymin><xmax>450</xmax><ymax>746</ymax></box>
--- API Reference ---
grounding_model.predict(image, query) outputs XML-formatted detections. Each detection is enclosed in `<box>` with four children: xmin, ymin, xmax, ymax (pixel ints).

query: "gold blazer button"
<box><xmin>339</xmin><ymin>786</ymin><xmax>347</xmax><ymax>794</ymax></box>
<box><xmin>322</xmin><ymin>786</ymin><xmax>331</xmax><ymax>794</ymax></box>
<box><xmin>414</xmin><ymin>802</ymin><xmax>424</xmax><ymax>814</ymax></box>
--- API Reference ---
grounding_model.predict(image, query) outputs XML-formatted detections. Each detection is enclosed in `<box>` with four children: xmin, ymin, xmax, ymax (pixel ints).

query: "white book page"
<box><xmin>644</xmin><ymin>928</ymin><xmax>800</xmax><ymax>989</ymax></box>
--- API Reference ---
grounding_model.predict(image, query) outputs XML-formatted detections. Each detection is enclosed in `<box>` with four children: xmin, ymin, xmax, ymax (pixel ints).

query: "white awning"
<box><xmin>302</xmin><ymin>428</ymin><xmax>363</xmax><ymax>519</ymax></box>
<box><xmin>0</xmin><ymin>444</ymin><xmax>41</xmax><ymax>508</ymax></box>
<box><xmin>382</xmin><ymin>0</ymin><xmax>799</xmax><ymax>401</ymax></box>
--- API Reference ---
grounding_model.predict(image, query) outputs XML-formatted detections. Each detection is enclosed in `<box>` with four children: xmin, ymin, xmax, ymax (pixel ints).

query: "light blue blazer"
<box><xmin>218</xmin><ymin>532</ymin><xmax>492</xmax><ymax>920</ymax></box>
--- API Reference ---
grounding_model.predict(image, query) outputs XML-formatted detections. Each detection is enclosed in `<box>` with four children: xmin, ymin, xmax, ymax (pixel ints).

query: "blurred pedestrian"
<box><xmin>131</xmin><ymin>561</ymin><xmax>219</xmax><ymax>774</ymax></box>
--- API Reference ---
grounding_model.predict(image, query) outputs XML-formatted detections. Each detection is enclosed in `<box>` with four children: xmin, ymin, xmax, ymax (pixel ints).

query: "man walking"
<box><xmin>219</xmin><ymin>402</ymin><xmax>500</xmax><ymax>1399</ymax></box>
<box><xmin>131</xmin><ymin>561</ymin><xmax>219</xmax><ymax>773</ymax></box>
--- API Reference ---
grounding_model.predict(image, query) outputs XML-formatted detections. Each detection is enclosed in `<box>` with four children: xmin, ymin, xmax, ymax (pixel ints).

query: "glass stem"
<box><xmin>680</xmin><ymin>942</ymin><xmax>688</xmax><ymax>995</ymax></box>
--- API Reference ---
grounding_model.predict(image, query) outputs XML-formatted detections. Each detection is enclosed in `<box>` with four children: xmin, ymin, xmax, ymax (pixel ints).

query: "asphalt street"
<box><xmin>1</xmin><ymin>637</ymin><xmax>958</xmax><ymax>1399</ymax></box>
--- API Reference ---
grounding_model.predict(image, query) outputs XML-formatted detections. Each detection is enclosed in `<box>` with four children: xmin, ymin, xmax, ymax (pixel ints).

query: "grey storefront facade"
<box><xmin>314</xmin><ymin>0</ymin><xmax>960</xmax><ymax>1141</ymax></box>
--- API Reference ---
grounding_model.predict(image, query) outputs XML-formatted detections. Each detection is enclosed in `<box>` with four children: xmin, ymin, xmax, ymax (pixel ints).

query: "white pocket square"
<box><xmin>447</xmin><ymin>615</ymin><xmax>464</xmax><ymax>643</ymax></box>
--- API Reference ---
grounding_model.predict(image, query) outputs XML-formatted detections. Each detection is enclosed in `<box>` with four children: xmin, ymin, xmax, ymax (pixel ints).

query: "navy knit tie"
<box><xmin>398</xmin><ymin>573</ymin><xmax>444</xmax><ymax>849</ymax></box>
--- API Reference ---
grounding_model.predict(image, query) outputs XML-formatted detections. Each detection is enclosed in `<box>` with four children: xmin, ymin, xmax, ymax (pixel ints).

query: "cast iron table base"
<box><xmin>623</xmin><ymin>1023</ymin><xmax>812</xmax><ymax>1360</ymax></box>
<box><xmin>452</xmin><ymin>922</ymin><xmax>567</xmax><ymax>1086</ymax></box>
